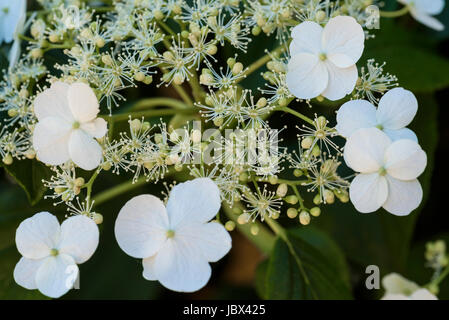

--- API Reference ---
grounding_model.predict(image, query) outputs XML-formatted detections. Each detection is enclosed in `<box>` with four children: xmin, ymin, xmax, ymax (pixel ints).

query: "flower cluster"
<box><xmin>0</xmin><ymin>0</ymin><xmax>443</xmax><ymax>298</ymax></box>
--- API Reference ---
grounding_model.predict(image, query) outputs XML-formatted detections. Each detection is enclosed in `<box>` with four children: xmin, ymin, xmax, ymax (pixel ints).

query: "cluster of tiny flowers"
<box><xmin>0</xmin><ymin>0</ymin><xmax>440</xmax><ymax>299</ymax></box>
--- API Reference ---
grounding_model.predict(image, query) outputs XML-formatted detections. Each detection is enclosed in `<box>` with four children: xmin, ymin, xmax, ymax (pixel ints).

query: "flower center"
<box><xmin>1</xmin><ymin>7</ymin><xmax>9</xmax><ymax>14</ymax></box>
<box><xmin>376</xmin><ymin>124</ymin><xmax>384</xmax><ymax>130</ymax></box>
<box><xmin>319</xmin><ymin>53</ymin><xmax>327</xmax><ymax>61</ymax></box>
<box><xmin>166</xmin><ymin>230</ymin><xmax>175</xmax><ymax>238</ymax></box>
<box><xmin>72</xmin><ymin>121</ymin><xmax>80</xmax><ymax>129</ymax></box>
<box><xmin>50</xmin><ymin>248</ymin><xmax>59</xmax><ymax>256</ymax></box>
<box><xmin>378</xmin><ymin>167</ymin><xmax>387</xmax><ymax>176</ymax></box>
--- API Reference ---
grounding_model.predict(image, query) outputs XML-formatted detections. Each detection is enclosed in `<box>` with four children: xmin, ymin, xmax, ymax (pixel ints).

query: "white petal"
<box><xmin>336</xmin><ymin>100</ymin><xmax>377</xmax><ymax>138</ymax></box>
<box><xmin>33</xmin><ymin>117</ymin><xmax>71</xmax><ymax>166</ymax></box>
<box><xmin>383</xmin><ymin>128</ymin><xmax>418</xmax><ymax>142</ymax></box>
<box><xmin>33</xmin><ymin>82</ymin><xmax>73</xmax><ymax>122</ymax></box>
<box><xmin>35</xmin><ymin>254</ymin><xmax>78</xmax><ymax>299</ymax></box>
<box><xmin>67</xmin><ymin>82</ymin><xmax>100</xmax><ymax>123</ymax></box>
<box><xmin>166</xmin><ymin>178</ymin><xmax>221</xmax><ymax>228</ymax></box>
<box><xmin>176</xmin><ymin>221</ymin><xmax>232</xmax><ymax>262</ymax></box>
<box><xmin>68</xmin><ymin>130</ymin><xmax>103</xmax><ymax>171</ymax></box>
<box><xmin>13</xmin><ymin>257</ymin><xmax>44</xmax><ymax>290</ymax></box>
<box><xmin>382</xmin><ymin>273</ymin><xmax>419</xmax><ymax>294</ymax></box>
<box><xmin>377</xmin><ymin>88</ymin><xmax>418</xmax><ymax>130</ymax></box>
<box><xmin>383</xmin><ymin>177</ymin><xmax>423</xmax><ymax>216</ymax></box>
<box><xmin>410</xmin><ymin>8</ymin><xmax>445</xmax><ymax>31</ymax></box>
<box><xmin>152</xmin><ymin>239</ymin><xmax>212</xmax><ymax>292</ymax></box>
<box><xmin>115</xmin><ymin>195</ymin><xmax>169</xmax><ymax>259</ymax></box>
<box><xmin>286</xmin><ymin>53</ymin><xmax>328</xmax><ymax>100</ymax></box>
<box><xmin>80</xmin><ymin>118</ymin><xmax>108</xmax><ymax>139</ymax></box>
<box><xmin>322</xmin><ymin>16</ymin><xmax>365</xmax><ymax>68</ymax></box>
<box><xmin>16</xmin><ymin>212</ymin><xmax>60</xmax><ymax>259</ymax></box>
<box><xmin>381</xmin><ymin>293</ymin><xmax>409</xmax><ymax>300</ymax></box>
<box><xmin>321</xmin><ymin>62</ymin><xmax>358</xmax><ymax>101</ymax></box>
<box><xmin>344</xmin><ymin>128</ymin><xmax>391</xmax><ymax>173</ymax></box>
<box><xmin>349</xmin><ymin>173</ymin><xmax>388</xmax><ymax>213</ymax></box>
<box><xmin>142</xmin><ymin>255</ymin><xmax>158</xmax><ymax>281</ymax></box>
<box><xmin>385</xmin><ymin>139</ymin><xmax>427</xmax><ymax>180</ymax></box>
<box><xmin>415</xmin><ymin>0</ymin><xmax>445</xmax><ymax>15</ymax></box>
<box><xmin>8</xmin><ymin>38</ymin><xmax>21</xmax><ymax>70</ymax></box>
<box><xmin>290</xmin><ymin>21</ymin><xmax>323</xmax><ymax>55</ymax></box>
<box><xmin>58</xmin><ymin>215</ymin><xmax>99</xmax><ymax>264</ymax></box>
<box><xmin>410</xmin><ymin>289</ymin><xmax>438</xmax><ymax>300</ymax></box>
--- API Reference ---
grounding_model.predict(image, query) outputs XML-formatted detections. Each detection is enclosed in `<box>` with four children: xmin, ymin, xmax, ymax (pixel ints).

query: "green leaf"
<box><xmin>2</xmin><ymin>159</ymin><xmax>52</xmax><ymax>206</ymax></box>
<box><xmin>364</xmin><ymin>45</ymin><xmax>449</xmax><ymax>93</ymax></box>
<box><xmin>261</xmin><ymin>227</ymin><xmax>352</xmax><ymax>300</ymax></box>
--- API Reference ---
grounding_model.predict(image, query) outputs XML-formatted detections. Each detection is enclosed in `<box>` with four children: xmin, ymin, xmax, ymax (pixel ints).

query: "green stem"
<box><xmin>222</xmin><ymin>203</ymin><xmax>275</xmax><ymax>255</ymax></box>
<box><xmin>92</xmin><ymin>176</ymin><xmax>149</xmax><ymax>207</ymax></box>
<box><xmin>129</xmin><ymin>97</ymin><xmax>191</xmax><ymax>111</ymax></box>
<box><xmin>101</xmin><ymin>108</ymin><xmax>192</xmax><ymax>122</ymax></box>
<box><xmin>380</xmin><ymin>6</ymin><xmax>410</xmax><ymax>18</ymax></box>
<box><xmin>84</xmin><ymin>169</ymin><xmax>101</xmax><ymax>200</ymax></box>
<box><xmin>276</xmin><ymin>106</ymin><xmax>315</xmax><ymax>126</ymax></box>
<box><xmin>427</xmin><ymin>264</ymin><xmax>449</xmax><ymax>288</ymax></box>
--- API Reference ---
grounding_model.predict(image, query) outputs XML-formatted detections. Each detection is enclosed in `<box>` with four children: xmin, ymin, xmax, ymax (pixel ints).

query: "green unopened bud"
<box><xmin>293</xmin><ymin>169</ymin><xmax>303</xmax><ymax>177</ymax></box>
<box><xmin>269</xmin><ymin>176</ymin><xmax>278</xmax><ymax>184</ymax></box>
<box><xmin>233</xmin><ymin>207</ymin><xmax>242</xmax><ymax>215</ymax></box>
<box><xmin>287</xmin><ymin>208</ymin><xmax>298</xmax><ymax>219</ymax></box>
<box><xmin>92</xmin><ymin>213</ymin><xmax>103</xmax><ymax>225</ymax></box>
<box><xmin>225</xmin><ymin>221</ymin><xmax>236</xmax><ymax>231</ymax></box>
<box><xmin>313</xmin><ymin>193</ymin><xmax>322</xmax><ymax>205</ymax></box>
<box><xmin>276</xmin><ymin>183</ymin><xmax>288</xmax><ymax>198</ymax></box>
<box><xmin>323</xmin><ymin>189</ymin><xmax>335</xmax><ymax>204</ymax></box>
<box><xmin>74</xmin><ymin>177</ymin><xmax>85</xmax><ymax>187</ymax></box>
<box><xmin>232</xmin><ymin>62</ymin><xmax>244</xmax><ymax>75</ymax></box>
<box><xmin>250</xmin><ymin>225</ymin><xmax>260</xmax><ymax>235</ymax></box>
<box><xmin>301</xmin><ymin>137</ymin><xmax>314</xmax><ymax>149</ymax></box>
<box><xmin>299</xmin><ymin>211</ymin><xmax>311</xmax><ymax>225</ymax></box>
<box><xmin>130</xmin><ymin>119</ymin><xmax>142</xmax><ymax>132</ymax></box>
<box><xmin>310</xmin><ymin>207</ymin><xmax>321</xmax><ymax>217</ymax></box>
<box><xmin>285</xmin><ymin>195</ymin><xmax>298</xmax><ymax>205</ymax></box>
<box><xmin>227</xmin><ymin>57</ymin><xmax>236</xmax><ymax>68</ymax></box>
<box><xmin>252</xmin><ymin>25</ymin><xmax>261</xmax><ymax>36</ymax></box>
<box><xmin>311</xmin><ymin>144</ymin><xmax>321</xmax><ymax>157</ymax></box>
<box><xmin>2</xmin><ymin>154</ymin><xmax>13</xmax><ymax>165</ymax></box>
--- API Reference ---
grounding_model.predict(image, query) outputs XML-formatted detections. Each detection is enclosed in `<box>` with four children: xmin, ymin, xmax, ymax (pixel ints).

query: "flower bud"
<box><xmin>250</xmin><ymin>225</ymin><xmax>259</xmax><ymax>235</ymax></box>
<box><xmin>310</xmin><ymin>207</ymin><xmax>321</xmax><ymax>217</ymax></box>
<box><xmin>92</xmin><ymin>213</ymin><xmax>103</xmax><ymax>225</ymax></box>
<box><xmin>299</xmin><ymin>211</ymin><xmax>311</xmax><ymax>225</ymax></box>
<box><xmin>293</xmin><ymin>169</ymin><xmax>303</xmax><ymax>177</ymax></box>
<box><xmin>276</xmin><ymin>183</ymin><xmax>288</xmax><ymax>198</ymax></box>
<box><xmin>301</xmin><ymin>137</ymin><xmax>314</xmax><ymax>149</ymax></box>
<box><xmin>323</xmin><ymin>189</ymin><xmax>335</xmax><ymax>204</ymax></box>
<box><xmin>74</xmin><ymin>177</ymin><xmax>85</xmax><ymax>187</ymax></box>
<box><xmin>287</xmin><ymin>208</ymin><xmax>298</xmax><ymax>219</ymax></box>
<box><xmin>285</xmin><ymin>195</ymin><xmax>298</xmax><ymax>205</ymax></box>
<box><xmin>225</xmin><ymin>221</ymin><xmax>236</xmax><ymax>231</ymax></box>
<box><xmin>2</xmin><ymin>154</ymin><xmax>13</xmax><ymax>165</ymax></box>
<box><xmin>232</xmin><ymin>62</ymin><xmax>244</xmax><ymax>75</ymax></box>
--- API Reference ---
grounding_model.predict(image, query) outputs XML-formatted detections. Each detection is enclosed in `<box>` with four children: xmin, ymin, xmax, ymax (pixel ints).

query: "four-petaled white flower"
<box><xmin>14</xmin><ymin>212</ymin><xmax>99</xmax><ymax>298</ymax></box>
<box><xmin>33</xmin><ymin>82</ymin><xmax>107</xmax><ymax>171</ymax></box>
<box><xmin>344</xmin><ymin>128</ymin><xmax>427</xmax><ymax>216</ymax></box>
<box><xmin>114</xmin><ymin>178</ymin><xmax>232</xmax><ymax>292</ymax></box>
<box><xmin>0</xmin><ymin>0</ymin><xmax>26</xmax><ymax>69</ymax></box>
<box><xmin>0</xmin><ymin>0</ymin><xmax>26</xmax><ymax>44</ymax></box>
<box><xmin>336</xmin><ymin>87</ymin><xmax>418</xmax><ymax>142</ymax></box>
<box><xmin>381</xmin><ymin>273</ymin><xmax>438</xmax><ymax>300</ymax></box>
<box><xmin>399</xmin><ymin>0</ymin><xmax>445</xmax><ymax>31</ymax></box>
<box><xmin>286</xmin><ymin>16</ymin><xmax>365</xmax><ymax>101</ymax></box>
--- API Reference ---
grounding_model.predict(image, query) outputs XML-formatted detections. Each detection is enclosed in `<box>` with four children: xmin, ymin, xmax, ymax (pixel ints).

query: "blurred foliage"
<box><xmin>1</xmin><ymin>3</ymin><xmax>449</xmax><ymax>300</ymax></box>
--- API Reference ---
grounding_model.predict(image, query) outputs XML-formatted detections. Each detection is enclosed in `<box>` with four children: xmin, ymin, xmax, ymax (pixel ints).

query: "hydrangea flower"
<box><xmin>32</xmin><ymin>82</ymin><xmax>107</xmax><ymax>171</ymax></box>
<box><xmin>399</xmin><ymin>0</ymin><xmax>445</xmax><ymax>31</ymax></box>
<box><xmin>14</xmin><ymin>212</ymin><xmax>99</xmax><ymax>298</ymax></box>
<box><xmin>0</xmin><ymin>0</ymin><xmax>26</xmax><ymax>44</ymax></box>
<box><xmin>381</xmin><ymin>273</ymin><xmax>438</xmax><ymax>300</ymax></box>
<box><xmin>114</xmin><ymin>178</ymin><xmax>232</xmax><ymax>292</ymax></box>
<box><xmin>336</xmin><ymin>87</ymin><xmax>418</xmax><ymax>142</ymax></box>
<box><xmin>286</xmin><ymin>16</ymin><xmax>365</xmax><ymax>101</ymax></box>
<box><xmin>344</xmin><ymin>128</ymin><xmax>427</xmax><ymax>216</ymax></box>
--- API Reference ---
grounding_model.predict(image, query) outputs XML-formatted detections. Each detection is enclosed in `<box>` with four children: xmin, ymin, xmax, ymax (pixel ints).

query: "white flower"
<box><xmin>286</xmin><ymin>16</ymin><xmax>365</xmax><ymax>101</ymax></box>
<box><xmin>344</xmin><ymin>128</ymin><xmax>427</xmax><ymax>216</ymax></box>
<box><xmin>114</xmin><ymin>178</ymin><xmax>232</xmax><ymax>292</ymax></box>
<box><xmin>399</xmin><ymin>0</ymin><xmax>445</xmax><ymax>31</ymax></box>
<box><xmin>0</xmin><ymin>0</ymin><xmax>26</xmax><ymax>44</ymax></box>
<box><xmin>381</xmin><ymin>273</ymin><xmax>438</xmax><ymax>300</ymax></box>
<box><xmin>14</xmin><ymin>212</ymin><xmax>99</xmax><ymax>298</ymax></box>
<box><xmin>32</xmin><ymin>82</ymin><xmax>107</xmax><ymax>171</ymax></box>
<box><xmin>0</xmin><ymin>0</ymin><xmax>26</xmax><ymax>69</ymax></box>
<box><xmin>336</xmin><ymin>87</ymin><xmax>418</xmax><ymax>142</ymax></box>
